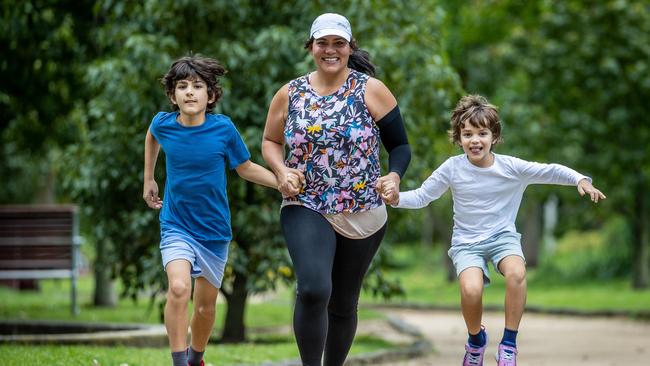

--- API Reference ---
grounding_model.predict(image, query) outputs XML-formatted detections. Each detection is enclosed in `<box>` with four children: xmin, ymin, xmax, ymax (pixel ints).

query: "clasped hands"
<box><xmin>277</xmin><ymin>169</ymin><xmax>401</xmax><ymax>205</ymax></box>
<box><xmin>277</xmin><ymin>168</ymin><xmax>305</xmax><ymax>197</ymax></box>
<box><xmin>376</xmin><ymin>172</ymin><xmax>400</xmax><ymax>206</ymax></box>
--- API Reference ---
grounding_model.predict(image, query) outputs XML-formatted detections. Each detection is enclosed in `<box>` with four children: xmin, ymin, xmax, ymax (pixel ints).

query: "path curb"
<box><xmin>0</xmin><ymin>320</ymin><xmax>168</xmax><ymax>346</ymax></box>
<box><xmin>366</xmin><ymin>303</ymin><xmax>650</xmax><ymax>320</ymax></box>
<box><xmin>237</xmin><ymin>316</ymin><xmax>431</xmax><ymax>366</ymax></box>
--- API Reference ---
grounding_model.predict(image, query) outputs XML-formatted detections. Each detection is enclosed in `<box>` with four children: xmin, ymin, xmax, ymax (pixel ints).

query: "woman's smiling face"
<box><xmin>310</xmin><ymin>35</ymin><xmax>352</xmax><ymax>74</ymax></box>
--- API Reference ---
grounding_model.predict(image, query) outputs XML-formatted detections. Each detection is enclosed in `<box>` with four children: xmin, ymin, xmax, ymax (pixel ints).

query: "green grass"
<box><xmin>0</xmin><ymin>278</ymin><xmax>160</xmax><ymax>324</ymax></box>
<box><xmin>0</xmin><ymin>277</ymin><xmax>380</xmax><ymax>326</ymax></box>
<box><xmin>362</xmin><ymin>243</ymin><xmax>650</xmax><ymax>312</ymax></box>
<box><xmin>3</xmin><ymin>334</ymin><xmax>395</xmax><ymax>366</ymax></box>
<box><xmin>4</xmin><ymin>233</ymin><xmax>648</xmax><ymax>365</ymax></box>
<box><xmin>0</xmin><ymin>277</ymin><xmax>389</xmax><ymax>366</ymax></box>
<box><xmin>7</xmin><ymin>343</ymin><xmax>297</xmax><ymax>366</ymax></box>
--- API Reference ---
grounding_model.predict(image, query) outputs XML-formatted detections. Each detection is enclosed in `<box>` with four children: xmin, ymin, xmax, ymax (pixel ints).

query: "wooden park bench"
<box><xmin>0</xmin><ymin>205</ymin><xmax>82</xmax><ymax>315</ymax></box>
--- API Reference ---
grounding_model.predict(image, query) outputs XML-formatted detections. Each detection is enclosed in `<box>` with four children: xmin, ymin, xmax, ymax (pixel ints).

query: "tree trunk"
<box><xmin>445</xmin><ymin>253</ymin><xmax>456</xmax><ymax>283</ymax></box>
<box><xmin>220</xmin><ymin>273</ymin><xmax>248</xmax><ymax>343</ymax></box>
<box><xmin>431</xmin><ymin>205</ymin><xmax>455</xmax><ymax>283</ymax></box>
<box><xmin>542</xmin><ymin>195</ymin><xmax>559</xmax><ymax>255</ymax></box>
<box><xmin>93</xmin><ymin>239</ymin><xmax>116</xmax><ymax>306</ymax></box>
<box><xmin>420</xmin><ymin>206</ymin><xmax>434</xmax><ymax>248</ymax></box>
<box><xmin>521</xmin><ymin>201</ymin><xmax>542</xmax><ymax>268</ymax></box>
<box><xmin>35</xmin><ymin>162</ymin><xmax>56</xmax><ymax>204</ymax></box>
<box><xmin>632</xmin><ymin>189</ymin><xmax>649</xmax><ymax>289</ymax></box>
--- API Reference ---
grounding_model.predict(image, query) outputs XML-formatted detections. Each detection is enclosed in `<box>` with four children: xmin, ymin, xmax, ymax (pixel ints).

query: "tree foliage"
<box><xmin>48</xmin><ymin>0</ymin><xmax>460</xmax><ymax>340</ymax></box>
<box><xmin>5</xmin><ymin>0</ymin><xmax>645</xmax><ymax>345</ymax></box>
<box><xmin>515</xmin><ymin>0</ymin><xmax>650</xmax><ymax>287</ymax></box>
<box><xmin>0</xmin><ymin>0</ymin><xmax>97</xmax><ymax>202</ymax></box>
<box><xmin>441</xmin><ymin>0</ymin><xmax>650</xmax><ymax>287</ymax></box>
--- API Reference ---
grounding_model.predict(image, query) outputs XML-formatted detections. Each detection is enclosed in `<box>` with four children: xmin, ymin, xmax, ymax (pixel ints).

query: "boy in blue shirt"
<box><xmin>143</xmin><ymin>55</ymin><xmax>302</xmax><ymax>366</ymax></box>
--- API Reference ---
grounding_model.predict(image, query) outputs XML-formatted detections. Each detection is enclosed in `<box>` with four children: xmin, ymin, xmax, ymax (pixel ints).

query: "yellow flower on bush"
<box><xmin>278</xmin><ymin>266</ymin><xmax>293</xmax><ymax>277</ymax></box>
<box><xmin>266</xmin><ymin>269</ymin><xmax>276</xmax><ymax>281</ymax></box>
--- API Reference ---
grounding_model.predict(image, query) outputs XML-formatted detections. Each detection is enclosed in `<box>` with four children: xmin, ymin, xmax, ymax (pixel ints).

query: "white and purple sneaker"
<box><xmin>463</xmin><ymin>330</ymin><xmax>488</xmax><ymax>366</ymax></box>
<box><xmin>496</xmin><ymin>343</ymin><xmax>518</xmax><ymax>366</ymax></box>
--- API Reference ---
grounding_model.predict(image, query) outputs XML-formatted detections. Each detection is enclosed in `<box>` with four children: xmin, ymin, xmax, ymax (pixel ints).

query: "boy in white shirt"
<box><xmin>379</xmin><ymin>95</ymin><xmax>605</xmax><ymax>366</ymax></box>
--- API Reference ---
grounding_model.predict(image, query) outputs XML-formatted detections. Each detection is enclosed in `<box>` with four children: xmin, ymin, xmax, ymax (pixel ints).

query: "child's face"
<box><xmin>460</xmin><ymin>122</ymin><xmax>496</xmax><ymax>168</ymax></box>
<box><xmin>310</xmin><ymin>35</ymin><xmax>352</xmax><ymax>74</ymax></box>
<box><xmin>171</xmin><ymin>77</ymin><xmax>214</xmax><ymax>117</ymax></box>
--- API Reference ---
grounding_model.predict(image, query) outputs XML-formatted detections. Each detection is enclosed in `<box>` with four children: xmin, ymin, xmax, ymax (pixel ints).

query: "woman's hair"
<box><xmin>448</xmin><ymin>94</ymin><xmax>503</xmax><ymax>145</ymax></box>
<box><xmin>304</xmin><ymin>38</ymin><xmax>376</xmax><ymax>76</ymax></box>
<box><xmin>161</xmin><ymin>55</ymin><xmax>227</xmax><ymax>112</ymax></box>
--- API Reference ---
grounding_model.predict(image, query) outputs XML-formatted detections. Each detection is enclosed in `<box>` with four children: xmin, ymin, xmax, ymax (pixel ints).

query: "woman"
<box><xmin>262</xmin><ymin>13</ymin><xmax>411</xmax><ymax>365</ymax></box>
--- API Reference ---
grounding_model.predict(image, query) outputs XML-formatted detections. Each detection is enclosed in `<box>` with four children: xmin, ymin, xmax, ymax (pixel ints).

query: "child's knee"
<box><xmin>195</xmin><ymin>303</ymin><xmax>216</xmax><ymax>319</ymax></box>
<box><xmin>504</xmin><ymin>265</ymin><xmax>527</xmax><ymax>285</ymax></box>
<box><xmin>168</xmin><ymin>280</ymin><xmax>191</xmax><ymax>302</ymax></box>
<box><xmin>460</xmin><ymin>281</ymin><xmax>483</xmax><ymax>300</ymax></box>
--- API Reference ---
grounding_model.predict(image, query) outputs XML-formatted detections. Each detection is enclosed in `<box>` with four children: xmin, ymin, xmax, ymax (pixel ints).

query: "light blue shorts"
<box><xmin>160</xmin><ymin>226</ymin><xmax>229</xmax><ymax>289</ymax></box>
<box><xmin>447</xmin><ymin>231</ymin><xmax>525</xmax><ymax>285</ymax></box>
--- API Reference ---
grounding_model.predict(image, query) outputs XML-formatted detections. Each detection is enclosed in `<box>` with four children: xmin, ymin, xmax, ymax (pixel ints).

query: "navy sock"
<box><xmin>501</xmin><ymin>328</ymin><xmax>518</xmax><ymax>348</ymax></box>
<box><xmin>188</xmin><ymin>346</ymin><xmax>204</xmax><ymax>366</ymax></box>
<box><xmin>468</xmin><ymin>327</ymin><xmax>486</xmax><ymax>348</ymax></box>
<box><xmin>171</xmin><ymin>350</ymin><xmax>188</xmax><ymax>366</ymax></box>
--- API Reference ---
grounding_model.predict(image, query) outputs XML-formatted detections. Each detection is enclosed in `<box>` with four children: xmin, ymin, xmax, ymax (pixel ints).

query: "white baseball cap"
<box><xmin>309</xmin><ymin>13</ymin><xmax>352</xmax><ymax>41</ymax></box>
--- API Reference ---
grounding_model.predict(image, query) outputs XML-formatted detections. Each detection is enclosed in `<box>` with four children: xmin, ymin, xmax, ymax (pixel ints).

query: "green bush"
<box><xmin>535</xmin><ymin>215</ymin><xmax>631</xmax><ymax>282</ymax></box>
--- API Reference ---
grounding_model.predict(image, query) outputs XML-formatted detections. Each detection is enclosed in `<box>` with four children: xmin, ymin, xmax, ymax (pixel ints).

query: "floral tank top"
<box><xmin>284</xmin><ymin>69</ymin><xmax>382</xmax><ymax>214</ymax></box>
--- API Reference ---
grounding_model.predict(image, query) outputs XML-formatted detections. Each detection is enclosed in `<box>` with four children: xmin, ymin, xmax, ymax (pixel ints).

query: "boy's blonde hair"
<box><xmin>448</xmin><ymin>95</ymin><xmax>502</xmax><ymax>146</ymax></box>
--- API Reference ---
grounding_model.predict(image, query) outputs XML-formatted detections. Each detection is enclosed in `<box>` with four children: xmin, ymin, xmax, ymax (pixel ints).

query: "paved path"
<box><xmin>379</xmin><ymin>308</ymin><xmax>650</xmax><ymax>365</ymax></box>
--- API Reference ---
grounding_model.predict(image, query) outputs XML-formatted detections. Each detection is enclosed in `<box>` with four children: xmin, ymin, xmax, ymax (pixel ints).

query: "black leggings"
<box><xmin>280</xmin><ymin>205</ymin><xmax>386</xmax><ymax>366</ymax></box>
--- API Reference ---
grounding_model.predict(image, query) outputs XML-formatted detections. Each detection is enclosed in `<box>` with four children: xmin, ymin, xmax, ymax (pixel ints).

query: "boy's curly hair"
<box><xmin>448</xmin><ymin>95</ymin><xmax>503</xmax><ymax>146</ymax></box>
<box><xmin>161</xmin><ymin>55</ymin><xmax>226</xmax><ymax>112</ymax></box>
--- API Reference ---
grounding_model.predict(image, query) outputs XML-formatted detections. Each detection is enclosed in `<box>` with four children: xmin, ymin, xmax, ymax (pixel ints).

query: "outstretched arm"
<box><xmin>143</xmin><ymin>129</ymin><xmax>162</xmax><ymax>209</ymax></box>
<box><xmin>392</xmin><ymin>159</ymin><xmax>453</xmax><ymax>209</ymax></box>
<box><xmin>513</xmin><ymin>158</ymin><xmax>606</xmax><ymax>203</ymax></box>
<box><xmin>577</xmin><ymin>178</ymin><xmax>606</xmax><ymax>203</ymax></box>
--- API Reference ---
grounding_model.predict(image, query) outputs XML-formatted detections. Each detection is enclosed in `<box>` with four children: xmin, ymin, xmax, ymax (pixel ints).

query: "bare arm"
<box><xmin>235</xmin><ymin>160</ymin><xmax>279</xmax><ymax>189</ymax></box>
<box><xmin>143</xmin><ymin>129</ymin><xmax>162</xmax><ymax>209</ymax></box>
<box><xmin>365</xmin><ymin>77</ymin><xmax>398</xmax><ymax>121</ymax></box>
<box><xmin>262</xmin><ymin>85</ymin><xmax>304</xmax><ymax>196</ymax></box>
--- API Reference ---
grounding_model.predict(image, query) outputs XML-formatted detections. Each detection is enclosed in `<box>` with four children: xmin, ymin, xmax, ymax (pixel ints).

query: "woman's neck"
<box><xmin>311</xmin><ymin>68</ymin><xmax>350</xmax><ymax>95</ymax></box>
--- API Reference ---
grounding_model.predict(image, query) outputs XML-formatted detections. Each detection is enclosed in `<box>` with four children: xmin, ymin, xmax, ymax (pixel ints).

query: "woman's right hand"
<box><xmin>143</xmin><ymin>179</ymin><xmax>163</xmax><ymax>209</ymax></box>
<box><xmin>278</xmin><ymin>168</ymin><xmax>305</xmax><ymax>197</ymax></box>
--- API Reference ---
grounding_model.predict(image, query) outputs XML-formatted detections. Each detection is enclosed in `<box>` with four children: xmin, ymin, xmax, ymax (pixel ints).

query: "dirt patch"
<box><xmin>378</xmin><ymin>309</ymin><xmax>650</xmax><ymax>365</ymax></box>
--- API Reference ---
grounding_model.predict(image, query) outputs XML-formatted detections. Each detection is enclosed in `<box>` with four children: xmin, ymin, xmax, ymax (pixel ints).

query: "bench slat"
<box><xmin>0</xmin><ymin>237</ymin><xmax>75</xmax><ymax>246</ymax></box>
<box><xmin>0</xmin><ymin>259</ymin><xmax>72</xmax><ymax>269</ymax></box>
<box><xmin>0</xmin><ymin>204</ymin><xmax>80</xmax><ymax>315</ymax></box>
<box><xmin>0</xmin><ymin>269</ymin><xmax>74</xmax><ymax>279</ymax></box>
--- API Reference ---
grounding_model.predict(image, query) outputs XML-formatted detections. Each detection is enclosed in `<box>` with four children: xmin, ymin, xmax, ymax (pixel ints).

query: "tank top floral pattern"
<box><xmin>284</xmin><ymin>70</ymin><xmax>382</xmax><ymax>214</ymax></box>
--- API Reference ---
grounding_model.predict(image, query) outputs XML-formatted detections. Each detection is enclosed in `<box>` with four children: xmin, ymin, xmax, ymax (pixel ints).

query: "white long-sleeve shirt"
<box><xmin>396</xmin><ymin>153</ymin><xmax>589</xmax><ymax>247</ymax></box>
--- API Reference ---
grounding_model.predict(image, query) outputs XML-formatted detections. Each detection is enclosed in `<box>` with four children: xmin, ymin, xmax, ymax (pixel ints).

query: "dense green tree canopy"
<box><xmin>2</xmin><ymin>1</ymin><xmax>648</xmax><ymax>343</ymax></box>
<box><xmin>47</xmin><ymin>0</ymin><xmax>459</xmax><ymax>339</ymax></box>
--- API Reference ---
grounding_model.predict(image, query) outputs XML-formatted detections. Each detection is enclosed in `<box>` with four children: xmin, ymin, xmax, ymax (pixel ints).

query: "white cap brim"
<box><xmin>312</xmin><ymin>28</ymin><xmax>351</xmax><ymax>42</ymax></box>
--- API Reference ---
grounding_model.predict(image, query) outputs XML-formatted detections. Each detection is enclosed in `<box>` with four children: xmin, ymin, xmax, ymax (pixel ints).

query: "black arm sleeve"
<box><xmin>377</xmin><ymin>105</ymin><xmax>411</xmax><ymax>178</ymax></box>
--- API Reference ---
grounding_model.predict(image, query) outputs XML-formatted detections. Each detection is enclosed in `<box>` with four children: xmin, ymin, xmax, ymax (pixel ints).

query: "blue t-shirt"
<box><xmin>149</xmin><ymin>112</ymin><xmax>250</xmax><ymax>243</ymax></box>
